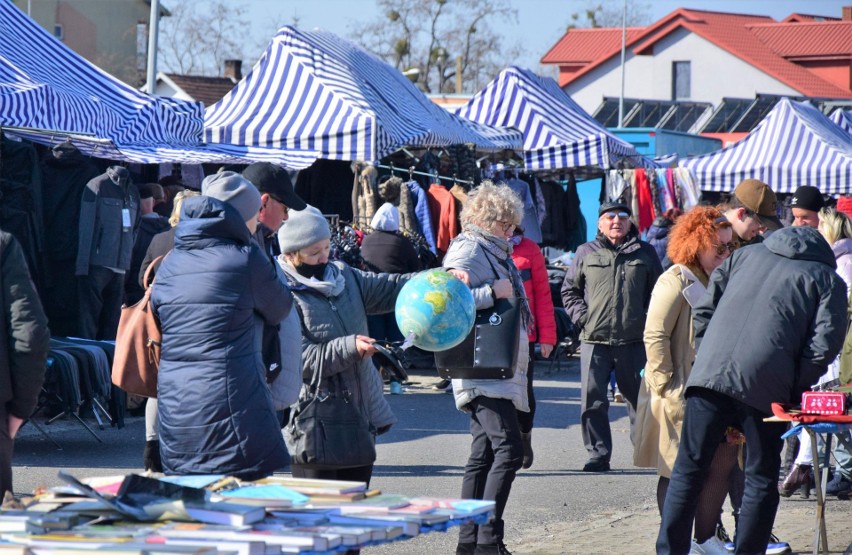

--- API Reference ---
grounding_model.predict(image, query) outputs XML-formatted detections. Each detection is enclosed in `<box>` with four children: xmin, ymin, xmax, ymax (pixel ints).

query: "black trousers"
<box><xmin>579</xmin><ymin>342</ymin><xmax>644</xmax><ymax>462</ymax></box>
<box><xmin>459</xmin><ymin>396</ymin><xmax>523</xmax><ymax>546</ymax></box>
<box><xmin>0</xmin><ymin>403</ymin><xmax>13</xmax><ymax>497</ymax></box>
<box><xmin>657</xmin><ymin>388</ymin><xmax>786</xmax><ymax>555</ymax></box>
<box><xmin>516</xmin><ymin>342</ymin><xmax>536</xmax><ymax>433</ymax></box>
<box><xmin>77</xmin><ymin>265</ymin><xmax>124</xmax><ymax>340</ymax></box>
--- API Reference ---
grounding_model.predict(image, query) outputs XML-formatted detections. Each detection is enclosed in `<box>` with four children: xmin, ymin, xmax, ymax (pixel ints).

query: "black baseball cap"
<box><xmin>242</xmin><ymin>162</ymin><xmax>307</xmax><ymax>211</ymax></box>
<box><xmin>598</xmin><ymin>201</ymin><xmax>632</xmax><ymax>217</ymax></box>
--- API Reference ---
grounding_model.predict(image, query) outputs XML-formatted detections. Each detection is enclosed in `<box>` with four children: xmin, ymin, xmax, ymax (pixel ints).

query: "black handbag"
<box><xmin>284</xmin><ymin>297</ymin><xmax>377</xmax><ymax>470</ymax></box>
<box><xmin>284</xmin><ymin>367</ymin><xmax>377</xmax><ymax>470</ymax></box>
<box><xmin>435</xmin><ymin>250</ymin><xmax>522</xmax><ymax>380</ymax></box>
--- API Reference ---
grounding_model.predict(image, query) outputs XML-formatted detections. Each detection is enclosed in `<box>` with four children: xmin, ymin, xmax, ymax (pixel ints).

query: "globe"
<box><xmin>395</xmin><ymin>269</ymin><xmax>476</xmax><ymax>352</ymax></box>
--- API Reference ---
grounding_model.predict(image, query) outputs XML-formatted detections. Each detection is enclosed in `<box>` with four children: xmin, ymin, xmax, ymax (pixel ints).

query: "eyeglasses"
<box><xmin>602</xmin><ymin>212</ymin><xmax>630</xmax><ymax>221</ymax></box>
<box><xmin>495</xmin><ymin>220</ymin><xmax>516</xmax><ymax>233</ymax></box>
<box><xmin>713</xmin><ymin>242</ymin><xmax>737</xmax><ymax>256</ymax></box>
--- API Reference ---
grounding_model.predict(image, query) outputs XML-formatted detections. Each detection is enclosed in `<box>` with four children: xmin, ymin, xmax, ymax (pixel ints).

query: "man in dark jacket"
<box><xmin>561</xmin><ymin>201</ymin><xmax>663</xmax><ymax>472</ymax></box>
<box><xmin>657</xmin><ymin>225</ymin><xmax>847</xmax><ymax>555</ymax></box>
<box><xmin>151</xmin><ymin>172</ymin><xmax>293</xmax><ymax>479</ymax></box>
<box><xmin>242</xmin><ymin>162</ymin><xmax>307</xmax><ymax>259</ymax></box>
<box><xmin>1</xmin><ymin>230</ymin><xmax>50</xmax><ymax>497</ymax></box>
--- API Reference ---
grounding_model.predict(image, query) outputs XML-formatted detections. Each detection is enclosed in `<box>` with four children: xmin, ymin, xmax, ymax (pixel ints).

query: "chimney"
<box><xmin>844</xmin><ymin>6</ymin><xmax>852</xmax><ymax>20</ymax></box>
<box><xmin>224</xmin><ymin>59</ymin><xmax>242</xmax><ymax>81</ymax></box>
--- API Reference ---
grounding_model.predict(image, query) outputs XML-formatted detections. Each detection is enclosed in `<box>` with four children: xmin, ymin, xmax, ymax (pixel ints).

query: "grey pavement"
<box><xmin>11</xmin><ymin>357</ymin><xmax>852</xmax><ymax>554</ymax></box>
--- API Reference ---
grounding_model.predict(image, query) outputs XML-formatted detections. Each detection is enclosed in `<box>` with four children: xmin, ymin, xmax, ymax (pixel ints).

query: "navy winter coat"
<box><xmin>151</xmin><ymin>196</ymin><xmax>293</xmax><ymax>479</ymax></box>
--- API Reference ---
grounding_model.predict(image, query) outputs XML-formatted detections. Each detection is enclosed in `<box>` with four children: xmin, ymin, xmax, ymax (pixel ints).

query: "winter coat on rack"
<box><xmin>512</xmin><ymin>237</ymin><xmax>557</xmax><ymax>345</ymax></box>
<box><xmin>426</xmin><ymin>184</ymin><xmax>460</xmax><ymax>258</ymax></box>
<box><xmin>75</xmin><ymin>166</ymin><xmax>140</xmax><ymax>275</ymax></box>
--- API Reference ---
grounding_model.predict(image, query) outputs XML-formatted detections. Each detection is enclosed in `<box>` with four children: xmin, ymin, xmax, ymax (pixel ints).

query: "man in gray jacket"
<box><xmin>657</xmin><ymin>225</ymin><xmax>847</xmax><ymax>554</ymax></box>
<box><xmin>562</xmin><ymin>202</ymin><xmax>662</xmax><ymax>472</ymax></box>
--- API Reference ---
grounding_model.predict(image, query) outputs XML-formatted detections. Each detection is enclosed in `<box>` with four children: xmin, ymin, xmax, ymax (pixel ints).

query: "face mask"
<box><xmin>509</xmin><ymin>235</ymin><xmax>522</xmax><ymax>246</ymax></box>
<box><xmin>296</xmin><ymin>261</ymin><xmax>328</xmax><ymax>280</ymax></box>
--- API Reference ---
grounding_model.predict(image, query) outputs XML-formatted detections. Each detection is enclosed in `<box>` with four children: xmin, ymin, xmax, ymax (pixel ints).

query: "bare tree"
<box><xmin>566</xmin><ymin>2</ymin><xmax>652</xmax><ymax>30</ymax></box>
<box><xmin>351</xmin><ymin>0</ymin><xmax>519</xmax><ymax>94</ymax></box>
<box><xmin>159</xmin><ymin>1</ymin><xmax>257</xmax><ymax>76</ymax></box>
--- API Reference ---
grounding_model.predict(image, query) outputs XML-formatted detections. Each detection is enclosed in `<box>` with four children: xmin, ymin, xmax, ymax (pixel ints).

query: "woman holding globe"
<box><xmin>276</xmin><ymin>205</ymin><xmax>411</xmax><ymax>490</ymax></box>
<box><xmin>441</xmin><ymin>182</ymin><xmax>531</xmax><ymax>555</ymax></box>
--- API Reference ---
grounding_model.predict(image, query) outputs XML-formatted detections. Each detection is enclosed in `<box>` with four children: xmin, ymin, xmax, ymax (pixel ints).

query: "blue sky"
<box><xmin>234</xmin><ymin>0</ymin><xmax>847</xmax><ymax>71</ymax></box>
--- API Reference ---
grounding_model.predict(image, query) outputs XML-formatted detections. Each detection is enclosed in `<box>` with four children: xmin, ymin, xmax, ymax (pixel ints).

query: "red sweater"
<box><xmin>511</xmin><ymin>238</ymin><xmax>557</xmax><ymax>345</ymax></box>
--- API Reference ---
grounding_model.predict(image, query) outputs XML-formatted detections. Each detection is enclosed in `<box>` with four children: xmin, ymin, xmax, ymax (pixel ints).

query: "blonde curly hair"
<box><xmin>168</xmin><ymin>189</ymin><xmax>200</xmax><ymax>227</ymax></box>
<box><xmin>460</xmin><ymin>181</ymin><xmax>523</xmax><ymax>229</ymax></box>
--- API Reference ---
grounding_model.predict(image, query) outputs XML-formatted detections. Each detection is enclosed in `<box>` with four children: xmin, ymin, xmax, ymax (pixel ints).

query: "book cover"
<box><xmin>406</xmin><ymin>498</ymin><xmax>495</xmax><ymax>515</ymax></box>
<box><xmin>334</xmin><ymin>494</ymin><xmax>411</xmax><ymax>514</ymax></box>
<box><xmin>252</xmin><ymin>477</ymin><xmax>366</xmax><ymax>495</ymax></box>
<box><xmin>183</xmin><ymin>502</ymin><xmax>266</xmax><ymax>527</ymax></box>
<box><xmin>217</xmin><ymin>486</ymin><xmax>309</xmax><ymax>508</ymax></box>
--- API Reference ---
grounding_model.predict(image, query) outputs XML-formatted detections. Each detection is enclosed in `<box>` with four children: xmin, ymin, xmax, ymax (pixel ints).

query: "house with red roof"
<box><xmin>152</xmin><ymin>59</ymin><xmax>242</xmax><ymax>107</ymax></box>
<box><xmin>541</xmin><ymin>6</ymin><xmax>852</xmax><ymax>138</ymax></box>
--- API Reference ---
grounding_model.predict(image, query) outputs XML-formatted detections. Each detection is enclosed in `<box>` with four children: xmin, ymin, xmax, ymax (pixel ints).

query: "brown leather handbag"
<box><xmin>111</xmin><ymin>255</ymin><xmax>164</xmax><ymax>398</ymax></box>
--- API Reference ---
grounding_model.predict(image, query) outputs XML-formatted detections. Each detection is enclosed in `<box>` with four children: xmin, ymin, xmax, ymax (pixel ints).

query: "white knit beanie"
<box><xmin>278</xmin><ymin>205</ymin><xmax>331</xmax><ymax>253</ymax></box>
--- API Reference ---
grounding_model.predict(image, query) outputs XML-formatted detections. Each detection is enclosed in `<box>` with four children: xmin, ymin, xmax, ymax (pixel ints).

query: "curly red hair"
<box><xmin>666</xmin><ymin>206</ymin><xmax>731</xmax><ymax>267</ymax></box>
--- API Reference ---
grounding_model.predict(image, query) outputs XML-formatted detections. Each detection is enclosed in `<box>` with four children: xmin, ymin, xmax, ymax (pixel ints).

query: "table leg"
<box><xmin>808</xmin><ymin>428</ymin><xmax>828</xmax><ymax>555</ymax></box>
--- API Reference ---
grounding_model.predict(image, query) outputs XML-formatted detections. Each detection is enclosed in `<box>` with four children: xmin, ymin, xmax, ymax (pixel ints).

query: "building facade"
<box><xmin>11</xmin><ymin>0</ymin><xmax>167</xmax><ymax>86</ymax></box>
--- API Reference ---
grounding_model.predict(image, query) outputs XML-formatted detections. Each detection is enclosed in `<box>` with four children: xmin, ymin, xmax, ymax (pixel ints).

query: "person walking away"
<box><xmin>510</xmin><ymin>227</ymin><xmax>556</xmax><ymax>469</ymax></box>
<box><xmin>0</xmin><ymin>230</ymin><xmax>50</xmax><ymax>498</ymax></box>
<box><xmin>561</xmin><ymin>201</ymin><xmax>663</xmax><ymax>472</ymax></box>
<box><xmin>151</xmin><ymin>172</ymin><xmax>292</xmax><ymax>479</ymax></box>
<box><xmin>633</xmin><ymin>207</ymin><xmax>737</xmax><ymax>553</ymax></box>
<box><xmin>656</xmin><ymin>225</ymin><xmax>847</xmax><ymax>554</ymax></box>
<box><xmin>442</xmin><ymin>182</ymin><xmax>531</xmax><ymax>555</ymax></box>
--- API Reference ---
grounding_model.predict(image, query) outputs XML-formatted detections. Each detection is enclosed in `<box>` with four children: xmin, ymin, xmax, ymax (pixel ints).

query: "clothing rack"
<box><xmin>374</xmin><ymin>163</ymin><xmax>474</xmax><ymax>187</ymax></box>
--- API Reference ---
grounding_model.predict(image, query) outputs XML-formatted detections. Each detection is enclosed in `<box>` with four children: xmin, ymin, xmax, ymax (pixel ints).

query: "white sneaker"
<box><xmin>690</xmin><ymin>536</ymin><xmax>730</xmax><ymax>555</ymax></box>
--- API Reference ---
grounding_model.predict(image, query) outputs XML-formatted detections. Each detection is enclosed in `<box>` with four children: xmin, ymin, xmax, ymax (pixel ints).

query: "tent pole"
<box><xmin>145</xmin><ymin>0</ymin><xmax>160</xmax><ymax>95</ymax></box>
<box><xmin>618</xmin><ymin>0</ymin><xmax>627</xmax><ymax>127</ymax></box>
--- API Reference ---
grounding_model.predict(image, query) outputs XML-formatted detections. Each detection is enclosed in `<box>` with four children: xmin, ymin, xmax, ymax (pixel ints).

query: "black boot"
<box><xmin>520</xmin><ymin>432</ymin><xmax>533</xmax><ymax>469</ymax></box>
<box><xmin>143</xmin><ymin>439</ymin><xmax>163</xmax><ymax>472</ymax></box>
<box><xmin>778</xmin><ymin>464</ymin><xmax>811</xmax><ymax>498</ymax></box>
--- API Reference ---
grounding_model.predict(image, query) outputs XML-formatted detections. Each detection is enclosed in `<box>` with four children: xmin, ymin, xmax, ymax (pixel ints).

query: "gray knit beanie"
<box><xmin>201</xmin><ymin>171</ymin><xmax>262</xmax><ymax>222</ymax></box>
<box><xmin>278</xmin><ymin>205</ymin><xmax>331</xmax><ymax>253</ymax></box>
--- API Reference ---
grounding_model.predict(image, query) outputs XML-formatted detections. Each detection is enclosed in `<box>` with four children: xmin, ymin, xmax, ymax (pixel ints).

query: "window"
<box><xmin>54</xmin><ymin>24</ymin><xmax>63</xmax><ymax>40</ymax></box>
<box><xmin>672</xmin><ymin>61</ymin><xmax>690</xmax><ymax>101</ymax></box>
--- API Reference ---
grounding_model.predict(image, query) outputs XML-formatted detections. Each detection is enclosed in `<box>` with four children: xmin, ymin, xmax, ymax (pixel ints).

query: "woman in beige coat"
<box><xmin>634</xmin><ymin>206</ymin><xmax>738</xmax><ymax>553</ymax></box>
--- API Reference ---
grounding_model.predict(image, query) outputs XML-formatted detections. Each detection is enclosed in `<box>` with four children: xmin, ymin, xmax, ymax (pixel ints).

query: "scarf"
<box><xmin>463</xmin><ymin>223</ymin><xmax>533</xmax><ymax>330</ymax></box>
<box><xmin>278</xmin><ymin>256</ymin><xmax>346</xmax><ymax>298</ymax></box>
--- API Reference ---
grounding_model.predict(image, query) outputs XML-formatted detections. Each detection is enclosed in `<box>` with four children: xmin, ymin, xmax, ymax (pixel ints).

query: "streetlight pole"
<box><xmin>618</xmin><ymin>0</ymin><xmax>627</xmax><ymax>127</ymax></box>
<box><xmin>145</xmin><ymin>0</ymin><xmax>160</xmax><ymax>95</ymax></box>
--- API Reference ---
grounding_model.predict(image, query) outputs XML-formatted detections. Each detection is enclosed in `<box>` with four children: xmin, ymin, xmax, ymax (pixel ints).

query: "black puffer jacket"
<box><xmin>688</xmin><ymin>226</ymin><xmax>847</xmax><ymax>414</ymax></box>
<box><xmin>561</xmin><ymin>228</ymin><xmax>662</xmax><ymax>345</ymax></box>
<box><xmin>151</xmin><ymin>197</ymin><xmax>292</xmax><ymax>479</ymax></box>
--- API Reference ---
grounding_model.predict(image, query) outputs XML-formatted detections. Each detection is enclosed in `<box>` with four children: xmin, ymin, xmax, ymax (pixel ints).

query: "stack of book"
<box><xmin>0</xmin><ymin>471</ymin><xmax>494</xmax><ymax>554</ymax></box>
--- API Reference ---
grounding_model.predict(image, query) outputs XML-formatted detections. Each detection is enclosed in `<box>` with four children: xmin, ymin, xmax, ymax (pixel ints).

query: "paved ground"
<box><xmin>12</xmin><ymin>355</ymin><xmax>852</xmax><ymax>554</ymax></box>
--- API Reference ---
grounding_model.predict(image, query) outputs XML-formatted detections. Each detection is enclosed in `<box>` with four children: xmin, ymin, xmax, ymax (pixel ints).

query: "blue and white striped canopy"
<box><xmin>0</xmin><ymin>0</ymin><xmax>203</xmax><ymax>146</ymax></box>
<box><xmin>204</xmin><ymin>26</ymin><xmax>523</xmax><ymax>161</ymax></box>
<box><xmin>455</xmin><ymin>66</ymin><xmax>647</xmax><ymax>171</ymax></box>
<box><xmin>680</xmin><ymin>99</ymin><xmax>852</xmax><ymax>194</ymax></box>
<box><xmin>831</xmin><ymin>109</ymin><xmax>852</xmax><ymax>135</ymax></box>
<box><xmin>2</xmin><ymin>127</ymin><xmax>318</xmax><ymax>168</ymax></box>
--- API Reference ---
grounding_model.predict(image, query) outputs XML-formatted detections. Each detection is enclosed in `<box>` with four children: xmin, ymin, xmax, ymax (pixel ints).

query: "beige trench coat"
<box><xmin>633</xmin><ymin>264</ymin><xmax>708</xmax><ymax>478</ymax></box>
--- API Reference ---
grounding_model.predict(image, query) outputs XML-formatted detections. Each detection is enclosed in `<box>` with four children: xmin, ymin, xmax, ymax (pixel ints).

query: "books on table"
<box><xmin>217</xmin><ymin>486</ymin><xmax>309</xmax><ymax>509</ymax></box>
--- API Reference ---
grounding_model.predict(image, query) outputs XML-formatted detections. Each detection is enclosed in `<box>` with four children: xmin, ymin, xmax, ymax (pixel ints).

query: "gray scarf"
<box><xmin>463</xmin><ymin>223</ymin><xmax>533</xmax><ymax>330</ymax></box>
<box><xmin>277</xmin><ymin>257</ymin><xmax>346</xmax><ymax>298</ymax></box>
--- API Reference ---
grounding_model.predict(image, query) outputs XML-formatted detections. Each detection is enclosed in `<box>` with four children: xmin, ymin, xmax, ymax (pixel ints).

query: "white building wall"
<box><xmin>564</xmin><ymin>28</ymin><xmax>801</xmax><ymax>116</ymax></box>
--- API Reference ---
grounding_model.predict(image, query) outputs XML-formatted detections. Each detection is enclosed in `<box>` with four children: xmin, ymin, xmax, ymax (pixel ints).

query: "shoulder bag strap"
<box><xmin>290</xmin><ymin>296</ymin><xmax>323</xmax><ymax>393</ymax></box>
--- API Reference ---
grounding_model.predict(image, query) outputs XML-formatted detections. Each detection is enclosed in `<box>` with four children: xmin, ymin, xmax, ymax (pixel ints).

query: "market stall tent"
<box><xmin>454</xmin><ymin>66</ymin><xmax>649</xmax><ymax>173</ymax></box>
<box><xmin>831</xmin><ymin>109</ymin><xmax>852</xmax><ymax>135</ymax></box>
<box><xmin>680</xmin><ymin>98</ymin><xmax>852</xmax><ymax>194</ymax></box>
<box><xmin>0</xmin><ymin>1</ymin><xmax>317</xmax><ymax>168</ymax></box>
<box><xmin>204</xmin><ymin>26</ymin><xmax>523</xmax><ymax>162</ymax></box>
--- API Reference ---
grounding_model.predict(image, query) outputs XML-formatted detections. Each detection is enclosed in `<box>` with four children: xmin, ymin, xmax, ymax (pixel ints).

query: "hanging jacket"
<box><xmin>75</xmin><ymin>166</ymin><xmax>140</xmax><ymax>275</ymax></box>
<box><xmin>151</xmin><ymin>196</ymin><xmax>292</xmax><ymax>479</ymax></box>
